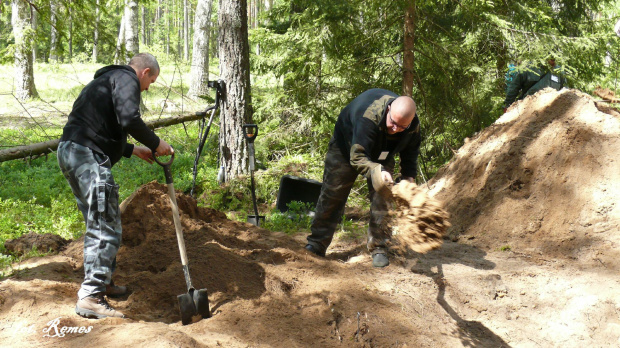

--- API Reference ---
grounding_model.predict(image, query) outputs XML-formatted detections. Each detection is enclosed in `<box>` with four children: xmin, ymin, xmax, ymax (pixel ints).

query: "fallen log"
<box><xmin>0</xmin><ymin>112</ymin><xmax>205</xmax><ymax>162</ymax></box>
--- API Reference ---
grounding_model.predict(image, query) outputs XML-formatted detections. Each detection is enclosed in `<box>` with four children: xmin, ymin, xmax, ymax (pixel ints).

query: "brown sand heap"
<box><xmin>4</xmin><ymin>232</ymin><xmax>69</xmax><ymax>256</ymax></box>
<box><xmin>63</xmin><ymin>181</ymin><xmax>302</xmax><ymax>323</ymax></box>
<box><xmin>428</xmin><ymin>88</ymin><xmax>620</xmax><ymax>266</ymax></box>
<box><xmin>388</xmin><ymin>181</ymin><xmax>450</xmax><ymax>253</ymax></box>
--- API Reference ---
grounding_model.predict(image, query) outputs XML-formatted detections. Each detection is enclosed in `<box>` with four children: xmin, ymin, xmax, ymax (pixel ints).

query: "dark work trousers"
<box><xmin>307</xmin><ymin>139</ymin><xmax>391</xmax><ymax>255</ymax></box>
<box><xmin>57</xmin><ymin>141</ymin><xmax>121</xmax><ymax>299</ymax></box>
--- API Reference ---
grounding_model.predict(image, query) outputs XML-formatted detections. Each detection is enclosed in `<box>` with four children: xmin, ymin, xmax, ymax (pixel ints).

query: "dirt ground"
<box><xmin>1</xmin><ymin>88</ymin><xmax>619</xmax><ymax>347</ymax></box>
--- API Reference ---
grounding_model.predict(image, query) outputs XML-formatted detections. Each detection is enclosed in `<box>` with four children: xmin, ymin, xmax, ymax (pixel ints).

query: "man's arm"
<box><xmin>349</xmin><ymin>117</ymin><xmax>382</xmax><ymax>178</ymax></box>
<box><xmin>399</xmin><ymin>132</ymin><xmax>421</xmax><ymax>180</ymax></box>
<box><xmin>111</xmin><ymin>71</ymin><xmax>160</xmax><ymax>151</ymax></box>
<box><xmin>504</xmin><ymin>72</ymin><xmax>525</xmax><ymax>109</ymax></box>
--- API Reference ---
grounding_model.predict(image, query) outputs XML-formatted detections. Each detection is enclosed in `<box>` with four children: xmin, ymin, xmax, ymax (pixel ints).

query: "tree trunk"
<box><xmin>184</xmin><ymin>0</ymin><xmax>190</xmax><ymax>60</ymax></box>
<box><xmin>125</xmin><ymin>0</ymin><xmax>140</xmax><ymax>59</ymax></box>
<box><xmin>11</xmin><ymin>0</ymin><xmax>38</xmax><ymax>100</ymax></box>
<box><xmin>93</xmin><ymin>0</ymin><xmax>100</xmax><ymax>63</ymax></box>
<box><xmin>402</xmin><ymin>2</ymin><xmax>415</xmax><ymax>97</ymax></box>
<box><xmin>49</xmin><ymin>0</ymin><xmax>59</xmax><ymax>62</ymax></box>
<box><xmin>68</xmin><ymin>9</ymin><xmax>73</xmax><ymax>61</ymax></box>
<box><xmin>141</xmin><ymin>6</ymin><xmax>146</xmax><ymax>46</ymax></box>
<box><xmin>254</xmin><ymin>0</ymin><xmax>260</xmax><ymax>29</ymax></box>
<box><xmin>0</xmin><ymin>113</ymin><xmax>203</xmax><ymax>163</ymax></box>
<box><xmin>31</xmin><ymin>6</ymin><xmax>37</xmax><ymax>62</ymax></box>
<box><xmin>114</xmin><ymin>11</ymin><xmax>126</xmax><ymax>64</ymax></box>
<box><xmin>166</xmin><ymin>6</ymin><xmax>170</xmax><ymax>57</ymax></box>
<box><xmin>188</xmin><ymin>0</ymin><xmax>213</xmax><ymax>98</ymax></box>
<box><xmin>218</xmin><ymin>0</ymin><xmax>253</xmax><ymax>181</ymax></box>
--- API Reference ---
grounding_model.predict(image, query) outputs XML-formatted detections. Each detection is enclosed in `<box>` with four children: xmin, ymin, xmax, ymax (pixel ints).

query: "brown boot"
<box><xmin>105</xmin><ymin>281</ymin><xmax>127</xmax><ymax>297</ymax></box>
<box><xmin>75</xmin><ymin>294</ymin><xmax>125</xmax><ymax>319</ymax></box>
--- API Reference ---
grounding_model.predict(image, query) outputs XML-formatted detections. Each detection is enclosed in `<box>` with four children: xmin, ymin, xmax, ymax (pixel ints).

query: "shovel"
<box><xmin>154</xmin><ymin>153</ymin><xmax>211</xmax><ymax>325</ymax></box>
<box><xmin>243</xmin><ymin>124</ymin><xmax>264</xmax><ymax>226</ymax></box>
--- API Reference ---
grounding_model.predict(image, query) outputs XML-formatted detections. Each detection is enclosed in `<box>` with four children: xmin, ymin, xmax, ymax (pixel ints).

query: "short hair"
<box><xmin>129</xmin><ymin>53</ymin><xmax>160</xmax><ymax>76</ymax></box>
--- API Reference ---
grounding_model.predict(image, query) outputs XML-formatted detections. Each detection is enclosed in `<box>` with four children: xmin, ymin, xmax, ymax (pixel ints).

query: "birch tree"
<box><xmin>49</xmin><ymin>0</ymin><xmax>60</xmax><ymax>62</ymax></box>
<box><xmin>218</xmin><ymin>0</ymin><xmax>253</xmax><ymax>181</ymax></box>
<box><xmin>188</xmin><ymin>0</ymin><xmax>213</xmax><ymax>98</ymax></box>
<box><xmin>114</xmin><ymin>12</ymin><xmax>125</xmax><ymax>64</ymax></box>
<box><xmin>125</xmin><ymin>0</ymin><xmax>140</xmax><ymax>58</ymax></box>
<box><xmin>92</xmin><ymin>0</ymin><xmax>100</xmax><ymax>63</ymax></box>
<box><xmin>11</xmin><ymin>0</ymin><xmax>38</xmax><ymax>100</ymax></box>
<box><xmin>183</xmin><ymin>0</ymin><xmax>189</xmax><ymax>60</ymax></box>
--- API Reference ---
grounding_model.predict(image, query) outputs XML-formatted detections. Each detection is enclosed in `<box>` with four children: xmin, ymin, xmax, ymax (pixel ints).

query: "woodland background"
<box><xmin>0</xmin><ymin>0</ymin><xmax>619</xmax><ymax>271</ymax></box>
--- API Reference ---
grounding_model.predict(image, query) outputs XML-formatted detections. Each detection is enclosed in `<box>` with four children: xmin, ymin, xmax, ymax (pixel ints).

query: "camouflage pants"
<box><xmin>57</xmin><ymin>141</ymin><xmax>121</xmax><ymax>299</ymax></box>
<box><xmin>307</xmin><ymin>138</ymin><xmax>392</xmax><ymax>255</ymax></box>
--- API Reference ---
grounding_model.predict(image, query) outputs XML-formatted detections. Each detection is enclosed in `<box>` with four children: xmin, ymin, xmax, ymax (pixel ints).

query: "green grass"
<box><xmin>0</xmin><ymin>61</ymin><xmax>372</xmax><ymax>275</ymax></box>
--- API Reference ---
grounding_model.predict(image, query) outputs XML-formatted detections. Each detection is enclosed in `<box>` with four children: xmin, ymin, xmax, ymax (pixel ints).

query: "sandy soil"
<box><xmin>1</xmin><ymin>88</ymin><xmax>619</xmax><ymax>347</ymax></box>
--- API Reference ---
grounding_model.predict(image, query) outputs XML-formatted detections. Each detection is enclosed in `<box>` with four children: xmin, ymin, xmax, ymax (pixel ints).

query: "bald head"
<box><xmin>386</xmin><ymin>96</ymin><xmax>416</xmax><ymax>134</ymax></box>
<box><xmin>391</xmin><ymin>96</ymin><xmax>416</xmax><ymax>119</ymax></box>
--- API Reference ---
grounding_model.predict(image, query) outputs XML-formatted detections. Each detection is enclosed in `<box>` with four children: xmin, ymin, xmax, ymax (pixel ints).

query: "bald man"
<box><xmin>305</xmin><ymin>88</ymin><xmax>420</xmax><ymax>267</ymax></box>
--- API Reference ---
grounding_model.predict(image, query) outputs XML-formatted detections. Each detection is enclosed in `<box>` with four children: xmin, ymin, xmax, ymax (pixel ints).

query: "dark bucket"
<box><xmin>276</xmin><ymin>175</ymin><xmax>322</xmax><ymax>213</ymax></box>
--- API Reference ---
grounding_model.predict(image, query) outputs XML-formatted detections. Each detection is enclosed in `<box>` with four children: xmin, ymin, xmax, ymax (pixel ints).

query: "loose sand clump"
<box><xmin>388</xmin><ymin>181</ymin><xmax>451</xmax><ymax>253</ymax></box>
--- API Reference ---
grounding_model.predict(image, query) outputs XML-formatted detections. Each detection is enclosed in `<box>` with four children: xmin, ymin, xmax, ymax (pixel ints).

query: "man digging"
<box><xmin>58</xmin><ymin>53</ymin><xmax>174</xmax><ymax>319</ymax></box>
<box><xmin>305</xmin><ymin>88</ymin><xmax>421</xmax><ymax>267</ymax></box>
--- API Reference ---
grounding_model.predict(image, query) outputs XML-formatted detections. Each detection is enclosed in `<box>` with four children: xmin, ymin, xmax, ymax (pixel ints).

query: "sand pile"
<box><xmin>62</xmin><ymin>181</ymin><xmax>301</xmax><ymax>323</ymax></box>
<box><xmin>429</xmin><ymin>88</ymin><xmax>620</xmax><ymax>266</ymax></box>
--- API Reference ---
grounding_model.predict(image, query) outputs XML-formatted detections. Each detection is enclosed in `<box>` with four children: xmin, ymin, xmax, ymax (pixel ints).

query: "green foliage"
<box><xmin>262</xmin><ymin>201</ymin><xmax>315</xmax><ymax>234</ymax></box>
<box><xmin>251</xmin><ymin>0</ymin><xmax>619</xmax><ymax>178</ymax></box>
<box><xmin>0</xmin><ymin>197</ymin><xmax>82</xmax><ymax>245</ymax></box>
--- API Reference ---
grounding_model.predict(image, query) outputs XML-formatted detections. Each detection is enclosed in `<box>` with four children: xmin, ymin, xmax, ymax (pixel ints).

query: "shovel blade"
<box><xmin>178</xmin><ymin>293</ymin><xmax>196</xmax><ymax>325</ymax></box>
<box><xmin>193</xmin><ymin>289</ymin><xmax>211</xmax><ymax>318</ymax></box>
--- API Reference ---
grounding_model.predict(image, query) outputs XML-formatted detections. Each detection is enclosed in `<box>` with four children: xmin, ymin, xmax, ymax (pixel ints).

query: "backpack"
<box><xmin>526</xmin><ymin>71</ymin><xmax>564</xmax><ymax>97</ymax></box>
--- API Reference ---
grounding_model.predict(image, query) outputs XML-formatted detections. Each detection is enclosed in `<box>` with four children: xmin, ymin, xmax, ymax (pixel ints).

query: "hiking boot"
<box><xmin>76</xmin><ymin>294</ymin><xmax>125</xmax><ymax>319</ymax></box>
<box><xmin>372</xmin><ymin>252</ymin><xmax>390</xmax><ymax>268</ymax></box>
<box><xmin>305</xmin><ymin>244</ymin><xmax>326</xmax><ymax>257</ymax></box>
<box><xmin>105</xmin><ymin>281</ymin><xmax>127</xmax><ymax>297</ymax></box>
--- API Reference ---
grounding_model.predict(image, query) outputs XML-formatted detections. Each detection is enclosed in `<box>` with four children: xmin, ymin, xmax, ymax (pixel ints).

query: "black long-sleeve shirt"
<box><xmin>60</xmin><ymin>65</ymin><xmax>160</xmax><ymax>165</ymax></box>
<box><xmin>333</xmin><ymin>88</ymin><xmax>421</xmax><ymax>179</ymax></box>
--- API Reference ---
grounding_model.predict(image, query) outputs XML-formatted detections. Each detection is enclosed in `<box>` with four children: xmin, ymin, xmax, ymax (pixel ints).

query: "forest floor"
<box><xmin>1</xmin><ymin>88</ymin><xmax>619</xmax><ymax>347</ymax></box>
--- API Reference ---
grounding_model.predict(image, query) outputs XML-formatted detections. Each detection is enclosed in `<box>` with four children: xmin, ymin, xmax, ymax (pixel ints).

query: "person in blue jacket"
<box><xmin>504</xmin><ymin>58</ymin><xmax>567</xmax><ymax>112</ymax></box>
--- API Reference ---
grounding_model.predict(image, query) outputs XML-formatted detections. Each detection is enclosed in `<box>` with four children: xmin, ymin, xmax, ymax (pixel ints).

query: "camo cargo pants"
<box><xmin>307</xmin><ymin>138</ymin><xmax>392</xmax><ymax>255</ymax></box>
<box><xmin>57</xmin><ymin>141</ymin><xmax>121</xmax><ymax>299</ymax></box>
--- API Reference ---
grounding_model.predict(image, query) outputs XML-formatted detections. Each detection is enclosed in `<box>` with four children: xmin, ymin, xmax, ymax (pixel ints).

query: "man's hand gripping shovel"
<box><xmin>370</xmin><ymin>165</ymin><xmax>395</xmax><ymax>201</ymax></box>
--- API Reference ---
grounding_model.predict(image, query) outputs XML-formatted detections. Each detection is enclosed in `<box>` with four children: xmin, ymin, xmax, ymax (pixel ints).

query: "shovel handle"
<box><xmin>153</xmin><ymin>153</ymin><xmax>175</xmax><ymax>184</ymax></box>
<box><xmin>153</xmin><ymin>152</ymin><xmax>175</xmax><ymax>167</ymax></box>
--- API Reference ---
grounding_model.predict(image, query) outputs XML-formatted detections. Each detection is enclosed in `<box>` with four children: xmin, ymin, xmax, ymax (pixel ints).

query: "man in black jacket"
<box><xmin>58</xmin><ymin>53</ymin><xmax>174</xmax><ymax>319</ymax></box>
<box><xmin>305</xmin><ymin>89</ymin><xmax>420</xmax><ymax>267</ymax></box>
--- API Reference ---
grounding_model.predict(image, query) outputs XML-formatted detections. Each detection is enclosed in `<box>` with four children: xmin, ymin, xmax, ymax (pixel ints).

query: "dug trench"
<box><xmin>1</xmin><ymin>88</ymin><xmax>619</xmax><ymax>347</ymax></box>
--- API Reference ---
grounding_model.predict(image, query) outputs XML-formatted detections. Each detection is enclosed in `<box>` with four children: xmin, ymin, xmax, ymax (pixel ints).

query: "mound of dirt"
<box><xmin>63</xmin><ymin>181</ymin><xmax>303</xmax><ymax>324</ymax></box>
<box><xmin>4</xmin><ymin>232</ymin><xmax>69</xmax><ymax>256</ymax></box>
<box><xmin>429</xmin><ymin>88</ymin><xmax>620</xmax><ymax>268</ymax></box>
<box><xmin>1</xmin><ymin>88</ymin><xmax>619</xmax><ymax>347</ymax></box>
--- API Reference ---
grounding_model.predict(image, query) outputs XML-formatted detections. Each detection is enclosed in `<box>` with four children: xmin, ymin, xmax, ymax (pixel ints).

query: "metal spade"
<box><xmin>154</xmin><ymin>153</ymin><xmax>211</xmax><ymax>325</ymax></box>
